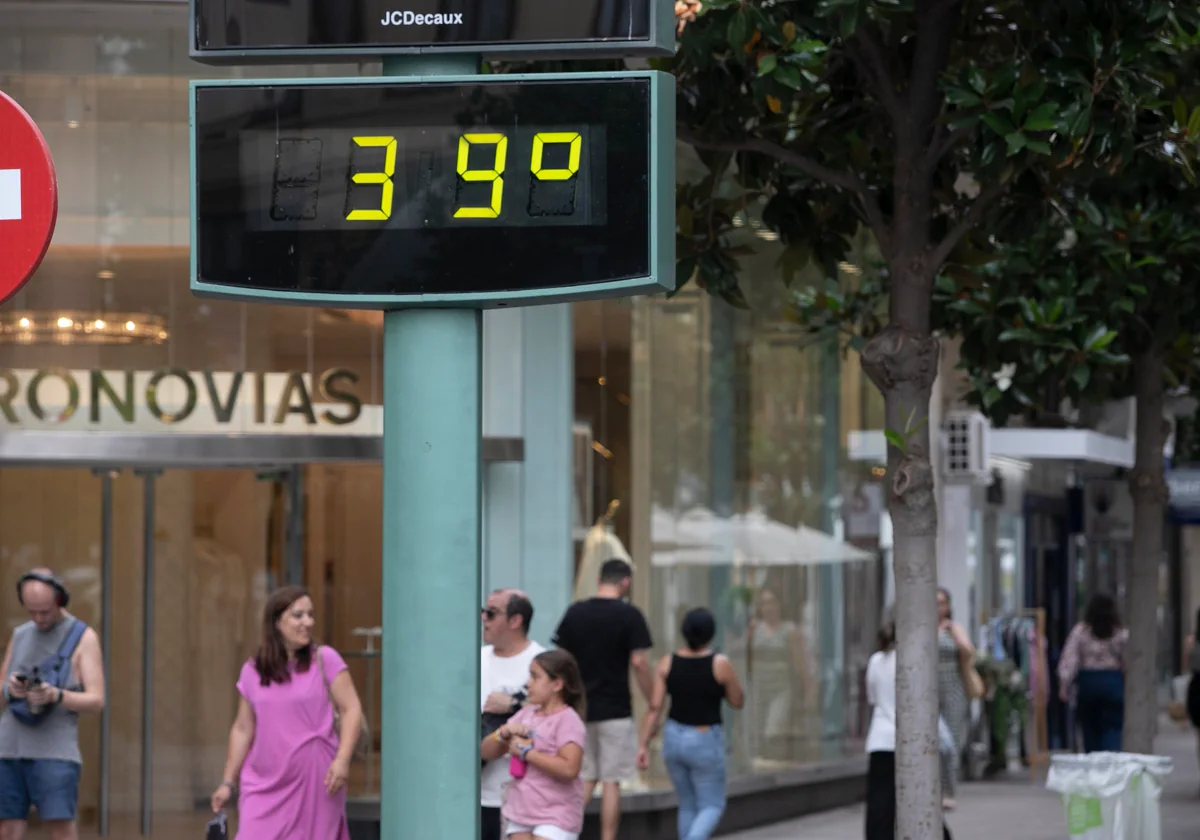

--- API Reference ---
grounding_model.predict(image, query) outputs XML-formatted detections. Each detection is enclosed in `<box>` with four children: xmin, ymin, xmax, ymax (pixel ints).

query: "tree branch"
<box><xmin>677</xmin><ymin>127</ymin><xmax>859</xmax><ymax>190</ymax></box>
<box><xmin>676</xmin><ymin>126</ymin><xmax>892</xmax><ymax>256</ymax></box>
<box><xmin>892</xmin><ymin>0</ymin><xmax>961</xmax><ymax>248</ymax></box>
<box><xmin>933</xmin><ymin>126</ymin><xmax>975</xmax><ymax>165</ymax></box>
<box><xmin>847</xmin><ymin>28</ymin><xmax>904</xmax><ymax>124</ymax></box>
<box><xmin>908</xmin><ymin>0</ymin><xmax>961</xmax><ymax>149</ymax></box>
<box><xmin>857</xmin><ymin>188</ymin><xmax>892</xmax><ymax>259</ymax></box>
<box><xmin>928</xmin><ymin>177</ymin><xmax>1011</xmax><ymax>268</ymax></box>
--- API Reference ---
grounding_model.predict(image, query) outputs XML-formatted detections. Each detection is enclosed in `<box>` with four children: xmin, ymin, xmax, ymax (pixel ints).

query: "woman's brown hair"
<box><xmin>533</xmin><ymin>649</ymin><xmax>587</xmax><ymax>720</ymax></box>
<box><xmin>254</xmin><ymin>585</ymin><xmax>315</xmax><ymax>686</ymax></box>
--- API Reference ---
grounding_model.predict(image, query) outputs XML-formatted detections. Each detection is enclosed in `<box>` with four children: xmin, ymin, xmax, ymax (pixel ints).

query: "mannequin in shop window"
<box><xmin>573</xmin><ymin>501</ymin><xmax>631</xmax><ymax>603</ymax></box>
<box><xmin>745</xmin><ymin>586</ymin><xmax>813</xmax><ymax>764</ymax></box>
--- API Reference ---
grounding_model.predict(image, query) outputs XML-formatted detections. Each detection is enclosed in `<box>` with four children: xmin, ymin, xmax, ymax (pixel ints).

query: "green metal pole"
<box><xmin>380</xmin><ymin>53</ymin><xmax>482</xmax><ymax>840</ymax></box>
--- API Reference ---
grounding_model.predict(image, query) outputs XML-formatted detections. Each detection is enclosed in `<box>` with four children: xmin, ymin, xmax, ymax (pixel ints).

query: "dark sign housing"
<box><xmin>191</xmin><ymin>73</ymin><xmax>674</xmax><ymax>307</ymax></box>
<box><xmin>190</xmin><ymin>0</ymin><xmax>675</xmax><ymax>62</ymax></box>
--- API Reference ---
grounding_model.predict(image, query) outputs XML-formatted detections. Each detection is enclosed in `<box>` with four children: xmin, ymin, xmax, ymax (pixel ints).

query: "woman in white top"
<box><xmin>864</xmin><ymin>623</ymin><xmax>952</xmax><ymax>840</ymax></box>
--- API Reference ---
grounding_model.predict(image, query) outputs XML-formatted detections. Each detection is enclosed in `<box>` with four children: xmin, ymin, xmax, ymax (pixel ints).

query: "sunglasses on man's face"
<box><xmin>482</xmin><ymin>607</ymin><xmax>504</xmax><ymax>620</ymax></box>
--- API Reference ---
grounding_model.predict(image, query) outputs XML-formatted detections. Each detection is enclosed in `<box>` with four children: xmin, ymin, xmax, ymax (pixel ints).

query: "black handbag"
<box><xmin>480</xmin><ymin>690</ymin><xmax>526</xmax><ymax>767</ymax></box>
<box><xmin>206</xmin><ymin>812</ymin><xmax>227</xmax><ymax>839</ymax></box>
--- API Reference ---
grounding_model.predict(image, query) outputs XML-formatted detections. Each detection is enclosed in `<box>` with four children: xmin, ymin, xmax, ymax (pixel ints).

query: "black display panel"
<box><xmin>193</xmin><ymin>0</ymin><xmax>663</xmax><ymax>56</ymax></box>
<box><xmin>193</xmin><ymin>78</ymin><xmax>651</xmax><ymax>298</ymax></box>
<box><xmin>240</xmin><ymin>123</ymin><xmax>606</xmax><ymax>231</ymax></box>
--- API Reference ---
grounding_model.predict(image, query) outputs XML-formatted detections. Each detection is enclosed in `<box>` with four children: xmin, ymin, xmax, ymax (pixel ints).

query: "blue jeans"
<box><xmin>0</xmin><ymin>758</ymin><xmax>81</xmax><ymax>821</ymax></box>
<box><xmin>662</xmin><ymin>720</ymin><xmax>726</xmax><ymax>840</ymax></box>
<box><xmin>1076</xmin><ymin>669</ymin><xmax>1124</xmax><ymax>753</ymax></box>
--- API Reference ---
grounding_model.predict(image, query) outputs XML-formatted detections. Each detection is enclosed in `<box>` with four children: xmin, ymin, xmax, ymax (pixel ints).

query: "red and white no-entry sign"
<box><xmin>0</xmin><ymin>90</ymin><xmax>58</xmax><ymax>306</ymax></box>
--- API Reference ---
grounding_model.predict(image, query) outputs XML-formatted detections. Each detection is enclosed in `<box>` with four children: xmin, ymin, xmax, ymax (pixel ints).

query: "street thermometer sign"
<box><xmin>188</xmin><ymin>2</ymin><xmax>676</xmax><ymax>837</ymax></box>
<box><xmin>190</xmin><ymin>71</ymin><xmax>674</xmax><ymax>307</ymax></box>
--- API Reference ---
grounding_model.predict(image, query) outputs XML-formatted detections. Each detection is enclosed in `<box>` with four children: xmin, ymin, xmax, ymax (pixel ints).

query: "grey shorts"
<box><xmin>580</xmin><ymin>717</ymin><xmax>636</xmax><ymax>783</ymax></box>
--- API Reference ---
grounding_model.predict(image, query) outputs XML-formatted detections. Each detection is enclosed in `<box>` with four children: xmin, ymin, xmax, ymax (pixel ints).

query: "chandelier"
<box><xmin>0</xmin><ymin>311</ymin><xmax>169</xmax><ymax>345</ymax></box>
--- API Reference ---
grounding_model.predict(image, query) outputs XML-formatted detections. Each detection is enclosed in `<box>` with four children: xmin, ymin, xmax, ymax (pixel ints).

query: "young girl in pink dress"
<box><xmin>481</xmin><ymin>649</ymin><xmax>588</xmax><ymax>840</ymax></box>
<box><xmin>211</xmin><ymin>585</ymin><xmax>366</xmax><ymax>840</ymax></box>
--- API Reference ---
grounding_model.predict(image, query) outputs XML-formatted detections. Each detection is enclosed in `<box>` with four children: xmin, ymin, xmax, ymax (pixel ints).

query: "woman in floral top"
<box><xmin>1057</xmin><ymin>594</ymin><xmax>1127</xmax><ymax>753</ymax></box>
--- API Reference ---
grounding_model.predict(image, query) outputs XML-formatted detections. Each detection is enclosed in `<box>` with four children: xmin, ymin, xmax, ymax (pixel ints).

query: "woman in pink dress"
<box><xmin>210</xmin><ymin>585</ymin><xmax>365</xmax><ymax>839</ymax></box>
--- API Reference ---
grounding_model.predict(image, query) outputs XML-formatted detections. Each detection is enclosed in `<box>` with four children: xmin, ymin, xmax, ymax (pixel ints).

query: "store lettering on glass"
<box><xmin>0</xmin><ymin>368</ymin><xmax>363</xmax><ymax>428</ymax></box>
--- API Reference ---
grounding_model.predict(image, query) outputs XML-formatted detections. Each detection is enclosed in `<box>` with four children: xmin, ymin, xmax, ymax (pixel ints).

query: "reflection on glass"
<box><xmin>304</xmin><ymin>463</ymin><xmax>384</xmax><ymax>800</ymax></box>
<box><xmin>743</xmin><ymin>584</ymin><xmax>810</xmax><ymax>765</ymax></box>
<box><xmin>631</xmin><ymin>225</ymin><xmax>885</xmax><ymax>785</ymax></box>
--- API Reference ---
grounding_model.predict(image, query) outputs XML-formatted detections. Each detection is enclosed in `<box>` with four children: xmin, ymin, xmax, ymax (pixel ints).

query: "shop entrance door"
<box><xmin>103</xmin><ymin>466</ymin><xmax>305</xmax><ymax>839</ymax></box>
<box><xmin>0</xmin><ymin>464</ymin><xmax>300</xmax><ymax>839</ymax></box>
<box><xmin>1024</xmin><ymin>496</ymin><xmax>1072</xmax><ymax>751</ymax></box>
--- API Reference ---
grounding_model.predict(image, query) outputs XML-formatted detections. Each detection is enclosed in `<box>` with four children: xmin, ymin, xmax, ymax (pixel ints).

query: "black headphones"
<box><xmin>16</xmin><ymin>571</ymin><xmax>70</xmax><ymax>609</ymax></box>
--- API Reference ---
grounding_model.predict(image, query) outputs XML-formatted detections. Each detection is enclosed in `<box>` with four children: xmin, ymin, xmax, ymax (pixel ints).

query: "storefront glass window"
<box><xmin>616</xmin><ymin>167</ymin><xmax>885</xmax><ymax>785</ymax></box>
<box><xmin>572</xmin><ymin>299</ymin><xmax>634</xmax><ymax>592</ymax></box>
<box><xmin>0</xmin><ymin>16</ymin><xmax>386</xmax><ymax>834</ymax></box>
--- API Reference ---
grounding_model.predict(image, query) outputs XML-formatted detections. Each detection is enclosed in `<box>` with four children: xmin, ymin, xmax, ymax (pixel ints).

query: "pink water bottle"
<box><xmin>509</xmin><ymin>753</ymin><xmax>527</xmax><ymax>779</ymax></box>
<box><xmin>510</xmin><ymin>730</ymin><xmax>535</xmax><ymax>778</ymax></box>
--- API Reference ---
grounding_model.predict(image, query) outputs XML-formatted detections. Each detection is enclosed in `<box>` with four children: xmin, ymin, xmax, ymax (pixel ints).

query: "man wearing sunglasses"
<box><xmin>479</xmin><ymin>589</ymin><xmax>543</xmax><ymax>840</ymax></box>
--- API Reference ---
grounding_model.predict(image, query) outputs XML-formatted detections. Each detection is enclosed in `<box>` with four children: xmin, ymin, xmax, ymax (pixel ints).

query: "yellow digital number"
<box><xmin>531</xmin><ymin>132</ymin><xmax>582</xmax><ymax>181</ymax></box>
<box><xmin>454</xmin><ymin>133</ymin><xmax>508</xmax><ymax>218</ymax></box>
<box><xmin>346</xmin><ymin>136</ymin><xmax>397</xmax><ymax>221</ymax></box>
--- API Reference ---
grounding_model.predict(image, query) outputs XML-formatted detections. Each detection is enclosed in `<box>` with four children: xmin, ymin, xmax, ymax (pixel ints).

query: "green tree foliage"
<box><xmin>936</xmin><ymin>173</ymin><xmax>1200</xmax><ymax>429</ymax></box>
<box><xmin>673</xmin><ymin>1</ymin><xmax>1198</xmax><ymax>301</ymax></box>
<box><xmin>671</xmin><ymin>0</ymin><xmax>1200</xmax><ymax>828</ymax></box>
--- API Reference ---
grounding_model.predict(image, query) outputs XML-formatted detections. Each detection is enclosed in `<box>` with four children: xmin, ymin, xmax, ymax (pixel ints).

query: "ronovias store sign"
<box><xmin>0</xmin><ymin>367</ymin><xmax>375</xmax><ymax>434</ymax></box>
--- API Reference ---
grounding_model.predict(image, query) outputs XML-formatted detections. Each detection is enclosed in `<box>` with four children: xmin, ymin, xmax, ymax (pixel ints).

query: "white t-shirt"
<box><xmin>480</xmin><ymin>640</ymin><xmax>545</xmax><ymax>808</ymax></box>
<box><xmin>865</xmin><ymin>649</ymin><xmax>896</xmax><ymax>754</ymax></box>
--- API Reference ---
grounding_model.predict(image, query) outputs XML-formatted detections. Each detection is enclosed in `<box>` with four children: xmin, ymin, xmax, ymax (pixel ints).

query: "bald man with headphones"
<box><xmin>0</xmin><ymin>568</ymin><xmax>104</xmax><ymax>840</ymax></box>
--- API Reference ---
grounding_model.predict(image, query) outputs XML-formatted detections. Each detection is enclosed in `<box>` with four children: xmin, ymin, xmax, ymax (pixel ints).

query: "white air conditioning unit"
<box><xmin>941</xmin><ymin>410</ymin><xmax>991</xmax><ymax>484</ymax></box>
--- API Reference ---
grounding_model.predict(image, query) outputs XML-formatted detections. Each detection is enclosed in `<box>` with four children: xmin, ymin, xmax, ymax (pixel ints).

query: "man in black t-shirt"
<box><xmin>552</xmin><ymin>558</ymin><xmax>653</xmax><ymax>840</ymax></box>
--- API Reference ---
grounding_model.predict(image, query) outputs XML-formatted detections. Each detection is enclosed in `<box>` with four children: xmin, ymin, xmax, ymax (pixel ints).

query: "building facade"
<box><xmin>0</xmin><ymin>3</ymin><xmax>885</xmax><ymax>837</ymax></box>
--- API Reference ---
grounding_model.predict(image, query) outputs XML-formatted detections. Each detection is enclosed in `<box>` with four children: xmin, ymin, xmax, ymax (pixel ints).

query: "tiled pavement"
<box><xmin>727</xmin><ymin>720</ymin><xmax>1199</xmax><ymax>839</ymax></box>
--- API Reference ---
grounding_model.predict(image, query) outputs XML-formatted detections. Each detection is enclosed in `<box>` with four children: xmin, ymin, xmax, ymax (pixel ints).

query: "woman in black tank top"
<box><xmin>636</xmin><ymin>608</ymin><xmax>744</xmax><ymax>840</ymax></box>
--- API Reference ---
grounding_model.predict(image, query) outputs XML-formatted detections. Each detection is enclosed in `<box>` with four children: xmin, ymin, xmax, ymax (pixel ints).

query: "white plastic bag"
<box><xmin>1046</xmin><ymin>753</ymin><xmax>1173</xmax><ymax>840</ymax></box>
<box><xmin>937</xmin><ymin>715</ymin><xmax>956</xmax><ymax>756</ymax></box>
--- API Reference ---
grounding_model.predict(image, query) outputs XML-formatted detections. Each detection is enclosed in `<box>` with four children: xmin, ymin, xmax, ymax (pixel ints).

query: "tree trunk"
<box><xmin>862</xmin><ymin>272</ymin><xmax>941</xmax><ymax>840</ymax></box>
<box><xmin>1123</xmin><ymin>348</ymin><xmax>1167</xmax><ymax>754</ymax></box>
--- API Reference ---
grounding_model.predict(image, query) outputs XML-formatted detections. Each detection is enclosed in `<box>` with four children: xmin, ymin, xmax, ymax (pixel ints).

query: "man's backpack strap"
<box><xmin>56</xmin><ymin>618</ymin><xmax>87</xmax><ymax>663</ymax></box>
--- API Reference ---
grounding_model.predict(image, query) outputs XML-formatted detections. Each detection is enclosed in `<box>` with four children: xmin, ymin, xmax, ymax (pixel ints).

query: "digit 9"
<box><xmin>452</xmin><ymin>131</ymin><xmax>582</xmax><ymax>219</ymax></box>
